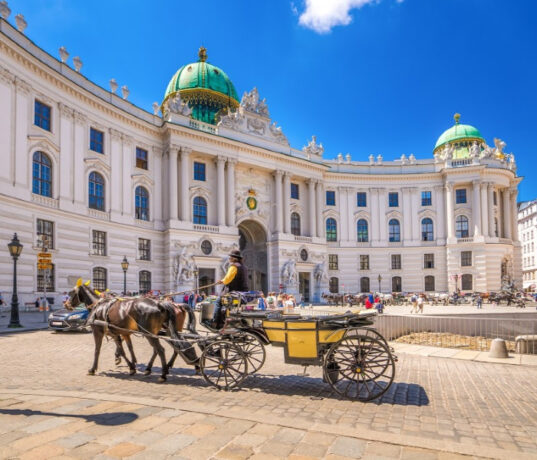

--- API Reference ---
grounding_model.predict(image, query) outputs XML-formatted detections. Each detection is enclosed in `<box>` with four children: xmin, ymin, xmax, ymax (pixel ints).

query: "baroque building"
<box><xmin>517</xmin><ymin>200</ymin><xmax>537</xmax><ymax>291</ymax></box>
<box><xmin>0</xmin><ymin>11</ymin><xmax>522</xmax><ymax>305</ymax></box>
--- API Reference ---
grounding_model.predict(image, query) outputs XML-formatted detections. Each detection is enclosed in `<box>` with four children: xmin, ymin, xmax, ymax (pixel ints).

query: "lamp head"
<box><xmin>121</xmin><ymin>256</ymin><xmax>129</xmax><ymax>272</ymax></box>
<box><xmin>8</xmin><ymin>233</ymin><xmax>23</xmax><ymax>259</ymax></box>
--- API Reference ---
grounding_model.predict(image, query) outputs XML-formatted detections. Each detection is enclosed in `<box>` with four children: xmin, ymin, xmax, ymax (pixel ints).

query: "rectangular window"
<box><xmin>391</xmin><ymin>254</ymin><xmax>401</xmax><ymax>270</ymax></box>
<box><xmin>90</xmin><ymin>128</ymin><xmax>104</xmax><ymax>153</ymax></box>
<box><xmin>92</xmin><ymin>230</ymin><xmax>106</xmax><ymax>256</ymax></box>
<box><xmin>357</xmin><ymin>192</ymin><xmax>367</xmax><ymax>207</ymax></box>
<box><xmin>328</xmin><ymin>254</ymin><xmax>338</xmax><ymax>270</ymax></box>
<box><xmin>326</xmin><ymin>190</ymin><xmax>336</xmax><ymax>206</ymax></box>
<box><xmin>193</xmin><ymin>162</ymin><xmax>206</xmax><ymax>181</ymax></box>
<box><xmin>136</xmin><ymin>147</ymin><xmax>148</xmax><ymax>170</ymax></box>
<box><xmin>388</xmin><ymin>192</ymin><xmax>399</xmax><ymax>207</ymax></box>
<box><xmin>461</xmin><ymin>251</ymin><xmax>472</xmax><ymax>267</ymax></box>
<box><xmin>37</xmin><ymin>219</ymin><xmax>54</xmax><ymax>249</ymax></box>
<box><xmin>34</xmin><ymin>100</ymin><xmax>51</xmax><ymax>131</ymax></box>
<box><xmin>291</xmin><ymin>183</ymin><xmax>299</xmax><ymax>200</ymax></box>
<box><xmin>421</xmin><ymin>191</ymin><xmax>432</xmax><ymax>206</ymax></box>
<box><xmin>455</xmin><ymin>188</ymin><xmax>467</xmax><ymax>204</ymax></box>
<box><xmin>493</xmin><ymin>191</ymin><xmax>497</xmax><ymax>206</ymax></box>
<box><xmin>37</xmin><ymin>264</ymin><xmax>55</xmax><ymax>291</ymax></box>
<box><xmin>360</xmin><ymin>255</ymin><xmax>370</xmax><ymax>270</ymax></box>
<box><xmin>424</xmin><ymin>253</ymin><xmax>435</xmax><ymax>269</ymax></box>
<box><xmin>139</xmin><ymin>238</ymin><xmax>151</xmax><ymax>261</ymax></box>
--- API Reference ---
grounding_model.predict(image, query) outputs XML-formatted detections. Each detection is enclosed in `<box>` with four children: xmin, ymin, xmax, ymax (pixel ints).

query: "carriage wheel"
<box><xmin>200</xmin><ymin>340</ymin><xmax>248</xmax><ymax>391</ymax></box>
<box><xmin>232</xmin><ymin>332</ymin><xmax>266</xmax><ymax>374</ymax></box>
<box><xmin>323</xmin><ymin>334</ymin><xmax>395</xmax><ymax>402</ymax></box>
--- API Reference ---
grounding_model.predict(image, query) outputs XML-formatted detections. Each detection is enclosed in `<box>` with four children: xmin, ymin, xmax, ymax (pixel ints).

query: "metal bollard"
<box><xmin>489</xmin><ymin>338</ymin><xmax>509</xmax><ymax>358</ymax></box>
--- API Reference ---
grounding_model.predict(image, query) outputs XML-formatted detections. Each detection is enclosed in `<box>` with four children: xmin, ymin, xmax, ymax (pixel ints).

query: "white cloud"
<box><xmin>298</xmin><ymin>0</ymin><xmax>392</xmax><ymax>34</ymax></box>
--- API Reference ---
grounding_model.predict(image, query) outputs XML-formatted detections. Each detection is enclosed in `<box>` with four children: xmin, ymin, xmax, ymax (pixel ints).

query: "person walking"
<box><xmin>476</xmin><ymin>294</ymin><xmax>483</xmax><ymax>309</ymax></box>
<box><xmin>417</xmin><ymin>295</ymin><xmax>424</xmax><ymax>313</ymax></box>
<box><xmin>410</xmin><ymin>294</ymin><xmax>418</xmax><ymax>313</ymax></box>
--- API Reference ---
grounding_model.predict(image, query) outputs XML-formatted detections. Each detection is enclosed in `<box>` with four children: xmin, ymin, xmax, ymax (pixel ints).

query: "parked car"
<box><xmin>48</xmin><ymin>305</ymin><xmax>89</xmax><ymax>332</ymax></box>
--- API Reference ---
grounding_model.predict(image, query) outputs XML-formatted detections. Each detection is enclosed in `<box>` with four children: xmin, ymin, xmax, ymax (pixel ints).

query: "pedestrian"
<box><xmin>257</xmin><ymin>294</ymin><xmax>266</xmax><ymax>311</ymax></box>
<box><xmin>277</xmin><ymin>293</ymin><xmax>284</xmax><ymax>309</ymax></box>
<box><xmin>61</xmin><ymin>291</ymin><xmax>69</xmax><ymax>305</ymax></box>
<box><xmin>410</xmin><ymin>294</ymin><xmax>418</xmax><ymax>313</ymax></box>
<box><xmin>365</xmin><ymin>297</ymin><xmax>373</xmax><ymax>309</ymax></box>
<box><xmin>266</xmin><ymin>292</ymin><xmax>275</xmax><ymax>309</ymax></box>
<box><xmin>0</xmin><ymin>291</ymin><xmax>4</xmax><ymax>307</ymax></box>
<box><xmin>417</xmin><ymin>295</ymin><xmax>424</xmax><ymax>313</ymax></box>
<box><xmin>476</xmin><ymin>294</ymin><xmax>483</xmax><ymax>309</ymax></box>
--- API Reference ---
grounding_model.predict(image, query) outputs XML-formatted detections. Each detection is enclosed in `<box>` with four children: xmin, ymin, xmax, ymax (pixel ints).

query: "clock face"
<box><xmin>300</xmin><ymin>249</ymin><xmax>308</xmax><ymax>261</ymax></box>
<box><xmin>246</xmin><ymin>196</ymin><xmax>257</xmax><ymax>210</ymax></box>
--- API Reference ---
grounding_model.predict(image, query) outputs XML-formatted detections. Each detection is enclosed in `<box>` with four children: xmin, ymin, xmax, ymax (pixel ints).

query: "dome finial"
<box><xmin>454</xmin><ymin>113</ymin><xmax>461</xmax><ymax>124</ymax></box>
<box><xmin>198</xmin><ymin>46</ymin><xmax>207</xmax><ymax>62</ymax></box>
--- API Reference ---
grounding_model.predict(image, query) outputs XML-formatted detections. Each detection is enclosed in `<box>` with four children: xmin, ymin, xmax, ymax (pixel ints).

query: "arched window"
<box><xmin>424</xmin><ymin>275</ymin><xmax>435</xmax><ymax>291</ymax></box>
<box><xmin>357</xmin><ymin>219</ymin><xmax>368</xmax><ymax>242</ymax></box>
<box><xmin>360</xmin><ymin>277</ymin><xmax>370</xmax><ymax>293</ymax></box>
<box><xmin>326</xmin><ymin>218</ymin><xmax>337</xmax><ymax>242</ymax></box>
<box><xmin>193</xmin><ymin>196</ymin><xmax>207</xmax><ymax>225</ymax></box>
<box><xmin>392</xmin><ymin>276</ymin><xmax>402</xmax><ymax>293</ymax></box>
<box><xmin>135</xmin><ymin>186</ymin><xmax>150</xmax><ymax>221</ymax></box>
<box><xmin>291</xmin><ymin>212</ymin><xmax>301</xmax><ymax>236</ymax></box>
<box><xmin>93</xmin><ymin>267</ymin><xmax>107</xmax><ymax>291</ymax></box>
<box><xmin>389</xmin><ymin>219</ymin><xmax>400</xmax><ymax>242</ymax></box>
<box><xmin>421</xmin><ymin>218</ymin><xmax>434</xmax><ymax>241</ymax></box>
<box><xmin>139</xmin><ymin>270</ymin><xmax>151</xmax><ymax>293</ymax></box>
<box><xmin>89</xmin><ymin>172</ymin><xmax>105</xmax><ymax>211</ymax></box>
<box><xmin>329</xmin><ymin>277</ymin><xmax>339</xmax><ymax>293</ymax></box>
<box><xmin>461</xmin><ymin>274</ymin><xmax>473</xmax><ymax>291</ymax></box>
<box><xmin>32</xmin><ymin>151</ymin><xmax>52</xmax><ymax>197</ymax></box>
<box><xmin>455</xmin><ymin>215</ymin><xmax>469</xmax><ymax>238</ymax></box>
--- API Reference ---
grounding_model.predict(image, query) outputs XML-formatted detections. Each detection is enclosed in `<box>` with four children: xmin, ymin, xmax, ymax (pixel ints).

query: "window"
<box><xmin>37</xmin><ymin>219</ymin><xmax>54</xmax><ymax>249</ymax></box>
<box><xmin>326</xmin><ymin>190</ymin><xmax>336</xmax><ymax>206</ymax></box>
<box><xmin>357</xmin><ymin>219</ymin><xmax>368</xmax><ymax>242</ymax></box>
<box><xmin>329</xmin><ymin>277</ymin><xmax>339</xmax><ymax>293</ymax></box>
<box><xmin>421</xmin><ymin>218</ymin><xmax>434</xmax><ymax>241</ymax></box>
<box><xmin>32</xmin><ymin>151</ymin><xmax>52</xmax><ymax>197</ymax></box>
<box><xmin>388</xmin><ymin>192</ymin><xmax>399</xmax><ymax>207</ymax></box>
<box><xmin>424</xmin><ymin>253</ymin><xmax>434</xmax><ymax>269</ymax></box>
<box><xmin>421</xmin><ymin>191</ymin><xmax>432</xmax><ymax>206</ymax></box>
<box><xmin>461</xmin><ymin>274</ymin><xmax>473</xmax><ymax>291</ymax></box>
<box><xmin>92</xmin><ymin>267</ymin><xmax>107</xmax><ymax>291</ymax></box>
<box><xmin>34</xmin><ymin>100</ymin><xmax>51</xmax><ymax>131</ymax></box>
<box><xmin>493</xmin><ymin>191</ymin><xmax>497</xmax><ymax>206</ymax></box>
<box><xmin>461</xmin><ymin>251</ymin><xmax>472</xmax><ymax>267</ymax></box>
<box><xmin>291</xmin><ymin>212</ymin><xmax>301</xmax><ymax>236</ymax></box>
<box><xmin>201</xmin><ymin>240</ymin><xmax>212</xmax><ymax>255</ymax></box>
<box><xmin>494</xmin><ymin>218</ymin><xmax>499</xmax><ymax>237</ymax></box>
<box><xmin>193</xmin><ymin>196</ymin><xmax>207</xmax><ymax>225</ymax></box>
<box><xmin>90</xmin><ymin>128</ymin><xmax>104</xmax><ymax>153</ymax></box>
<box><xmin>136</xmin><ymin>147</ymin><xmax>148</xmax><ymax>170</ymax></box>
<box><xmin>139</xmin><ymin>271</ymin><xmax>151</xmax><ymax>293</ymax></box>
<box><xmin>326</xmin><ymin>218</ymin><xmax>337</xmax><ymax>241</ymax></box>
<box><xmin>194</xmin><ymin>162</ymin><xmax>206</xmax><ymax>181</ymax></box>
<box><xmin>389</xmin><ymin>219</ymin><xmax>400</xmax><ymax>242</ymax></box>
<box><xmin>357</xmin><ymin>192</ymin><xmax>367</xmax><ymax>207</ymax></box>
<box><xmin>37</xmin><ymin>264</ymin><xmax>55</xmax><ymax>291</ymax></box>
<box><xmin>392</xmin><ymin>276</ymin><xmax>402</xmax><ymax>293</ymax></box>
<box><xmin>455</xmin><ymin>188</ymin><xmax>467</xmax><ymax>204</ymax></box>
<box><xmin>89</xmin><ymin>172</ymin><xmax>105</xmax><ymax>211</ymax></box>
<box><xmin>92</xmin><ymin>230</ymin><xmax>106</xmax><ymax>256</ymax></box>
<box><xmin>391</xmin><ymin>254</ymin><xmax>401</xmax><ymax>270</ymax></box>
<box><xmin>138</xmin><ymin>238</ymin><xmax>151</xmax><ymax>261</ymax></box>
<box><xmin>424</xmin><ymin>275</ymin><xmax>435</xmax><ymax>292</ymax></box>
<box><xmin>291</xmin><ymin>183</ymin><xmax>299</xmax><ymax>199</ymax></box>
<box><xmin>360</xmin><ymin>255</ymin><xmax>369</xmax><ymax>270</ymax></box>
<box><xmin>360</xmin><ymin>277</ymin><xmax>370</xmax><ymax>293</ymax></box>
<box><xmin>328</xmin><ymin>254</ymin><xmax>338</xmax><ymax>270</ymax></box>
<box><xmin>135</xmin><ymin>186</ymin><xmax>149</xmax><ymax>221</ymax></box>
<box><xmin>300</xmin><ymin>249</ymin><xmax>308</xmax><ymax>261</ymax></box>
<box><xmin>455</xmin><ymin>215</ymin><xmax>469</xmax><ymax>238</ymax></box>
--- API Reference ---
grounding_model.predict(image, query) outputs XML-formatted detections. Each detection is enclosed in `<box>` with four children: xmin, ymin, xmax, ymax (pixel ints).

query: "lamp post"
<box><xmin>121</xmin><ymin>256</ymin><xmax>129</xmax><ymax>295</ymax></box>
<box><xmin>8</xmin><ymin>233</ymin><xmax>23</xmax><ymax>328</ymax></box>
<box><xmin>193</xmin><ymin>269</ymin><xmax>199</xmax><ymax>294</ymax></box>
<box><xmin>377</xmin><ymin>274</ymin><xmax>382</xmax><ymax>294</ymax></box>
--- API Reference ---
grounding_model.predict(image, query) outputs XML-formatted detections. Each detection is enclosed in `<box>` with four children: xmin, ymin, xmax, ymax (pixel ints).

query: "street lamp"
<box><xmin>377</xmin><ymin>274</ymin><xmax>382</xmax><ymax>294</ymax></box>
<box><xmin>121</xmin><ymin>256</ymin><xmax>129</xmax><ymax>295</ymax></box>
<box><xmin>7</xmin><ymin>233</ymin><xmax>23</xmax><ymax>328</ymax></box>
<box><xmin>193</xmin><ymin>269</ymin><xmax>199</xmax><ymax>294</ymax></box>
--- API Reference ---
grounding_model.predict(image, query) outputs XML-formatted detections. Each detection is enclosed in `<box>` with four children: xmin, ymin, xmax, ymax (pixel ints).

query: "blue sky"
<box><xmin>11</xmin><ymin>0</ymin><xmax>537</xmax><ymax>200</ymax></box>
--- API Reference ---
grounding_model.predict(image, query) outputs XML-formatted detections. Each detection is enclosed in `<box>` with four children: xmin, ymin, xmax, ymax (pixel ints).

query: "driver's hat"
<box><xmin>228</xmin><ymin>249</ymin><xmax>243</xmax><ymax>260</ymax></box>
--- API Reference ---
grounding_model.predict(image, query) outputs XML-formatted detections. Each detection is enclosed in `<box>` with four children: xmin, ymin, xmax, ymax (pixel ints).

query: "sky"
<box><xmin>8</xmin><ymin>0</ymin><xmax>537</xmax><ymax>200</ymax></box>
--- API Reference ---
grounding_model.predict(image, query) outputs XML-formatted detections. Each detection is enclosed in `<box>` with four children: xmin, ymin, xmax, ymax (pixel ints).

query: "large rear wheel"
<box><xmin>199</xmin><ymin>340</ymin><xmax>248</xmax><ymax>390</ymax></box>
<box><xmin>230</xmin><ymin>332</ymin><xmax>266</xmax><ymax>374</ymax></box>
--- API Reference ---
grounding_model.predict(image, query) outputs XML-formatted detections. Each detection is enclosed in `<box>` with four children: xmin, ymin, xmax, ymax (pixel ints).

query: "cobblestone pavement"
<box><xmin>1</xmin><ymin>330</ymin><xmax>537</xmax><ymax>459</ymax></box>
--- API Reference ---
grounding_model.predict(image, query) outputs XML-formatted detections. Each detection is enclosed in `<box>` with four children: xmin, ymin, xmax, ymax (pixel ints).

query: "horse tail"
<box><xmin>159</xmin><ymin>301</ymin><xmax>199</xmax><ymax>365</ymax></box>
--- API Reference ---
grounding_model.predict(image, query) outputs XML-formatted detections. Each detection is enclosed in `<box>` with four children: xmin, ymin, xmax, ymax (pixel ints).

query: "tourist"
<box><xmin>257</xmin><ymin>294</ymin><xmax>267</xmax><ymax>310</ymax></box>
<box><xmin>61</xmin><ymin>291</ymin><xmax>69</xmax><ymax>305</ymax></box>
<box><xmin>277</xmin><ymin>293</ymin><xmax>284</xmax><ymax>309</ymax></box>
<box><xmin>365</xmin><ymin>297</ymin><xmax>373</xmax><ymax>309</ymax></box>
<box><xmin>476</xmin><ymin>294</ymin><xmax>483</xmax><ymax>309</ymax></box>
<box><xmin>417</xmin><ymin>295</ymin><xmax>424</xmax><ymax>313</ymax></box>
<box><xmin>266</xmin><ymin>292</ymin><xmax>276</xmax><ymax>309</ymax></box>
<box><xmin>410</xmin><ymin>294</ymin><xmax>418</xmax><ymax>313</ymax></box>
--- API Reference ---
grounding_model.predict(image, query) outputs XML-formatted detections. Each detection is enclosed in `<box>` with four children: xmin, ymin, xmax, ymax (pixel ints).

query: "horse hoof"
<box><xmin>88</xmin><ymin>370</ymin><xmax>95</xmax><ymax>375</ymax></box>
<box><xmin>129</xmin><ymin>368</ymin><xmax>136</xmax><ymax>375</ymax></box>
<box><xmin>157</xmin><ymin>376</ymin><xmax>166</xmax><ymax>383</ymax></box>
<box><xmin>115</xmin><ymin>357</ymin><xmax>121</xmax><ymax>365</ymax></box>
<box><xmin>143</xmin><ymin>370</ymin><xmax>151</xmax><ymax>376</ymax></box>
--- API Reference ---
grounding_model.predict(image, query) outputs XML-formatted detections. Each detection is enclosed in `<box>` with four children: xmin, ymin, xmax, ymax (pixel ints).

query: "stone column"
<box><xmin>370</xmin><ymin>189</ymin><xmax>379</xmax><ymax>243</ymax></box>
<box><xmin>502</xmin><ymin>189</ymin><xmax>511</xmax><ymax>239</ymax></box>
<box><xmin>153</xmin><ymin>147</ymin><xmax>163</xmax><ymax>223</ymax></box>
<box><xmin>410</xmin><ymin>188</ymin><xmax>419</xmax><ymax>242</ymax></box>
<box><xmin>480</xmin><ymin>182</ymin><xmax>488</xmax><ymax>238</ymax></box>
<box><xmin>307</xmin><ymin>179</ymin><xmax>316</xmax><ymax>237</ymax></box>
<box><xmin>273</xmin><ymin>170</ymin><xmax>283</xmax><ymax>234</ymax></box>
<box><xmin>339</xmin><ymin>187</ymin><xmax>349</xmax><ymax>241</ymax></box>
<box><xmin>402</xmin><ymin>188</ymin><xmax>411</xmax><ymax>242</ymax></box>
<box><xmin>180</xmin><ymin>147</ymin><xmax>191</xmax><ymax>221</ymax></box>
<box><xmin>511</xmin><ymin>187</ymin><xmax>519</xmax><ymax>242</ymax></box>
<box><xmin>316</xmin><ymin>180</ymin><xmax>324</xmax><ymax>238</ymax></box>
<box><xmin>347</xmin><ymin>187</ymin><xmax>355</xmax><ymax>240</ymax></box>
<box><xmin>216</xmin><ymin>155</ymin><xmax>226</xmax><ymax>226</ymax></box>
<box><xmin>472</xmin><ymin>180</ymin><xmax>482</xmax><ymax>237</ymax></box>
<box><xmin>168</xmin><ymin>147</ymin><xmax>178</xmax><ymax>220</ymax></box>
<box><xmin>435</xmin><ymin>185</ymin><xmax>446</xmax><ymax>240</ymax></box>
<box><xmin>378</xmin><ymin>189</ymin><xmax>387</xmax><ymax>243</ymax></box>
<box><xmin>488</xmin><ymin>184</ymin><xmax>495</xmax><ymax>237</ymax></box>
<box><xmin>445</xmin><ymin>183</ymin><xmax>454</xmax><ymax>240</ymax></box>
<box><xmin>283</xmin><ymin>173</ymin><xmax>291</xmax><ymax>234</ymax></box>
<box><xmin>226</xmin><ymin>159</ymin><xmax>236</xmax><ymax>227</ymax></box>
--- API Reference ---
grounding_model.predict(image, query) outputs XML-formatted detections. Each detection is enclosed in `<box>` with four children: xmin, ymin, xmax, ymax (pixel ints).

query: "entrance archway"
<box><xmin>238</xmin><ymin>220</ymin><xmax>268</xmax><ymax>293</ymax></box>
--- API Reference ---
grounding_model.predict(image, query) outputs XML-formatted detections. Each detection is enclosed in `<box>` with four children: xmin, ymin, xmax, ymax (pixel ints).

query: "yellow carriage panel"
<box><xmin>318</xmin><ymin>329</ymin><xmax>345</xmax><ymax>343</ymax></box>
<box><xmin>262</xmin><ymin>321</ymin><xmax>285</xmax><ymax>343</ymax></box>
<box><xmin>286</xmin><ymin>330</ymin><xmax>318</xmax><ymax>358</ymax></box>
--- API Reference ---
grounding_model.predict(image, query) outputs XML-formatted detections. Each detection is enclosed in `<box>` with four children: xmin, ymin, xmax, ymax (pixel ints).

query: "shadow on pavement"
<box><xmin>0</xmin><ymin>408</ymin><xmax>138</xmax><ymax>425</ymax></box>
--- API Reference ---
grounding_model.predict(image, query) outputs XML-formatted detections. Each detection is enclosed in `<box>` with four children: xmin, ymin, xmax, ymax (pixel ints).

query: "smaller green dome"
<box><xmin>434</xmin><ymin>114</ymin><xmax>485</xmax><ymax>152</ymax></box>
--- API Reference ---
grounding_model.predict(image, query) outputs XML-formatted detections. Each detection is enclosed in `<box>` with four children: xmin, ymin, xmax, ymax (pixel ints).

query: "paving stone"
<box><xmin>19</xmin><ymin>443</ymin><xmax>64</xmax><ymax>460</ymax></box>
<box><xmin>151</xmin><ymin>433</ymin><xmax>196</xmax><ymax>454</ymax></box>
<box><xmin>401</xmin><ymin>447</ymin><xmax>439</xmax><ymax>460</ymax></box>
<box><xmin>272</xmin><ymin>427</ymin><xmax>306</xmax><ymax>444</ymax></box>
<box><xmin>292</xmin><ymin>441</ymin><xmax>329</xmax><ymax>457</ymax></box>
<box><xmin>56</xmin><ymin>432</ymin><xmax>96</xmax><ymax>449</ymax></box>
<box><xmin>364</xmin><ymin>441</ymin><xmax>402</xmax><ymax>458</ymax></box>
<box><xmin>328</xmin><ymin>437</ymin><xmax>367</xmax><ymax>458</ymax></box>
<box><xmin>181</xmin><ymin>422</ymin><xmax>217</xmax><ymax>436</ymax></box>
<box><xmin>215</xmin><ymin>443</ymin><xmax>254</xmax><ymax>460</ymax></box>
<box><xmin>103</xmin><ymin>442</ymin><xmax>145</xmax><ymax>458</ymax></box>
<box><xmin>258</xmin><ymin>439</ymin><xmax>296</xmax><ymax>457</ymax></box>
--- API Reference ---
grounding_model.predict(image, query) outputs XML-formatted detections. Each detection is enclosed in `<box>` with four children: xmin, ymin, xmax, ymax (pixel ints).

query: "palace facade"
<box><xmin>0</xmin><ymin>11</ymin><xmax>522</xmax><ymax>305</ymax></box>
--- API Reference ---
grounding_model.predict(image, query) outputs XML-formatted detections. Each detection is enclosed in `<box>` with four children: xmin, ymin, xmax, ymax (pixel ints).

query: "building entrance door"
<box><xmin>299</xmin><ymin>272</ymin><xmax>310</xmax><ymax>302</ymax></box>
<box><xmin>238</xmin><ymin>220</ymin><xmax>268</xmax><ymax>293</ymax></box>
<box><xmin>198</xmin><ymin>268</ymin><xmax>215</xmax><ymax>296</ymax></box>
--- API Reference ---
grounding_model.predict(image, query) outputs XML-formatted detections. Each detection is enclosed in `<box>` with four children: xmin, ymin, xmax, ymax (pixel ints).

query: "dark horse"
<box><xmin>66</xmin><ymin>280</ymin><xmax>184</xmax><ymax>382</ymax></box>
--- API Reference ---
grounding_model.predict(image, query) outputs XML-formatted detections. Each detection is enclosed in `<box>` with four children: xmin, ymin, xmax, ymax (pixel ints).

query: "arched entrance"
<box><xmin>238</xmin><ymin>220</ymin><xmax>268</xmax><ymax>293</ymax></box>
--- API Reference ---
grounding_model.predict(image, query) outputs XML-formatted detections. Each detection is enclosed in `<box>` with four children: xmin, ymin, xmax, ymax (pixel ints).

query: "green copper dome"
<box><xmin>434</xmin><ymin>114</ymin><xmax>485</xmax><ymax>153</ymax></box>
<box><xmin>162</xmin><ymin>47</ymin><xmax>239</xmax><ymax>125</ymax></box>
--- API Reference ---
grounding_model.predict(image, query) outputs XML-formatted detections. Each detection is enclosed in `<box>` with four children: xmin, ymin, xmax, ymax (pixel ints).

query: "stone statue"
<box><xmin>493</xmin><ymin>138</ymin><xmax>506</xmax><ymax>158</ymax></box>
<box><xmin>443</xmin><ymin>143</ymin><xmax>454</xmax><ymax>160</ymax></box>
<box><xmin>164</xmin><ymin>93</ymin><xmax>192</xmax><ymax>118</ymax></box>
<box><xmin>173</xmin><ymin>247</ymin><xmax>196</xmax><ymax>284</ymax></box>
<box><xmin>302</xmin><ymin>135</ymin><xmax>324</xmax><ymax>157</ymax></box>
<box><xmin>469</xmin><ymin>141</ymin><xmax>480</xmax><ymax>160</ymax></box>
<box><xmin>281</xmin><ymin>259</ymin><xmax>298</xmax><ymax>286</ymax></box>
<box><xmin>247</xmin><ymin>117</ymin><xmax>266</xmax><ymax>135</ymax></box>
<box><xmin>269</xmin><ymin>122</ymin><xmax>288</xmax><ymax>143</ymax></box>
<box><xmin>241</xmin><ymin>87</ymin><xmax>260</xmax><ymax>112</ymax></box>
<box><xmin>257</xmin><ymin>98</ymin><xmax>269</xmax><ymax>117</ymax></box>
<box><xmin>314</xmin><ymin>261</ymin><xmax>329</xmax><ymax>285</ymax></box>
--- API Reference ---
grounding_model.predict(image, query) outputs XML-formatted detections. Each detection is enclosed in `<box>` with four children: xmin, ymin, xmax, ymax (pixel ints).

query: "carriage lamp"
<box><xmin>8</xmin><ymin>233</ymin><xmax>23</xmax><ymax>328</ymax></box>
<box><xmin>377</xmin><ymin>274</ymin><xmax>382</xmax><ymax>294</ymax></box>
<box><xmin>121</xmin><ymin>256</ymin><xmax>129</xmax><ymax>295</ymax></box>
